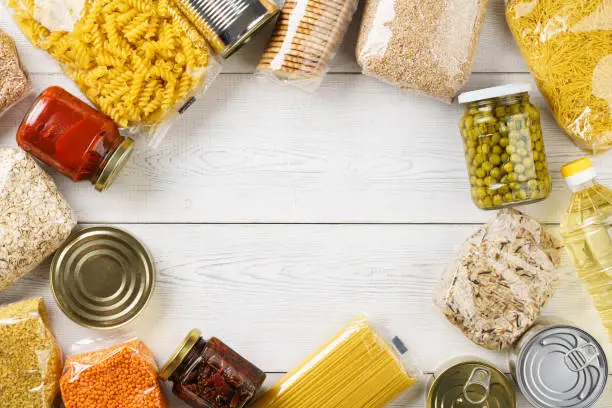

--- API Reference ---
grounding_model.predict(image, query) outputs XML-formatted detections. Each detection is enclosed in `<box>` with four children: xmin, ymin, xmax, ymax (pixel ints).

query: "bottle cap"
<box><xmin>561</xmin><ymin>157</ymin><xmax>596</xmax><ymax>187</ymax></box>
<box><xmin>458</xmin><ymin>84</ymin><xmax>531</xmax><ymax>104</ymax></box>
<box><xmin>95</xmin><ymin>137</ymin><xmax>134</xmax><ymax>192</ymax></box>
<box><xmin>160</xmin><ymin>329</ymin><xmax>202</xmax><ymax>380</ymax></box>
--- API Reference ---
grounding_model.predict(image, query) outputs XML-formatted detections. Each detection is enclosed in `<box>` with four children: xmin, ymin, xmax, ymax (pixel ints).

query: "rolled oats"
<box><xmin>435</xmin><ymin>209</ymin><xmax>564</xmax><ymax>350</ymax></box>
<box><xmin>0</xmin><ymin>148</ymin><xmax>76</xmax><ymax>292</ymax></box>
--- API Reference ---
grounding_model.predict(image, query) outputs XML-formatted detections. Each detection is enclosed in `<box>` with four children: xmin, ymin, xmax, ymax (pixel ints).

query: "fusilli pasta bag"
<box><xmin>4</xmin><ymin>0</ymin><xmax>220</xmax><ymax>147</ymax></box>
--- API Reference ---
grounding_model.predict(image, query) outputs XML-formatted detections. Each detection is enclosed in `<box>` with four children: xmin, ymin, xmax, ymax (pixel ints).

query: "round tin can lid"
<box><xmin>50</xmin><ymin>226</ymin><xmax>155</xmax><ymax>329</ymax></box>
<box><xmin>515</xmin><ymin>325</ymin><xmax>608</xmax><ymax>408</ymax></box>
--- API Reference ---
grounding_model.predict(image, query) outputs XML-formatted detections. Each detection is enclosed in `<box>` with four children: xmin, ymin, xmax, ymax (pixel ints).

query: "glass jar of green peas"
<box><xmin>457</xmin><ymin>85</ymin><xmax>551</xmax><ymax>210</ymax></box>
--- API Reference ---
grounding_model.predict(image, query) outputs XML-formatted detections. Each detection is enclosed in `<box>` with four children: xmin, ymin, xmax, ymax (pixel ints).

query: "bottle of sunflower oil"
<box><xmin>560</xmin><ymin>157</ymin><xmax>612</xmax><ymax>342</ymax></box>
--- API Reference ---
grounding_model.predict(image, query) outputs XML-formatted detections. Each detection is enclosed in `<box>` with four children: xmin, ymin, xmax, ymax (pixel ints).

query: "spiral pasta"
<box><xmin>7</xmin><ymin>0</ymin><xmax>213</xmax><ymax>128</ymax></box>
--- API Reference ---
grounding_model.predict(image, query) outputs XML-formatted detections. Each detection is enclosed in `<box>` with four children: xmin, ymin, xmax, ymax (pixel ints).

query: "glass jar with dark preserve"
<box><xmin>160</xmin><ymin>329</ymin><xmax>266</xmax><ymax>408</ymax></box>
<box><xmin>16</xmin><ymin>86</ymin><xmax>133</xmax><ymax>192</ymax></box>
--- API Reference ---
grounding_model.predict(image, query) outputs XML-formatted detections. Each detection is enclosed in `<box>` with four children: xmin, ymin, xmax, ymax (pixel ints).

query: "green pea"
<box><xmin>484</xmin><ymin>176</ymin><xmax>493</xmax><ymax>186</ymax></box>
<box><xmin>492</xmin><ymin>146</ymin><xmax>503</xmax><ymax>155</ymax></box>
<box><xmin>506</xmin><ymin>145</ymin><xmax>516</xmax><ymax>155</ymax></box>
<box><xmin>490</xmin><ymin>155</ymin><xmax>501</xmax><ymax>166</ymax></box>
<box><xmin>477</xmin><ymin>187</ymin><xmax>487</xmax><ymax>198</ymax></box>
<box><xmin>500</xmin><ymin>137</ymin><xmax>509</xmax><ymax>147</ymax></box>
<box><xmin>535</xmin><ymin>162</ymin><xmax>544</xmax><ymax>171</ymax></box>
<box><xmin>532</xmin><ymin>151</ymin><xmax>539</xmax><ymax>161</ymax></box>
<box><xmin>464</xmin><ymin>115</ymin><xmax>474</xmax><ymax>128</ymax></box>
<box><xmin>507</xmin><ymin>172</ymin><xmax>517</xmax><ymax>182</ymax></box>
<box><xmin>491</xmin><ymin>133</ymin><xmax>501</xmax><ymax>145</ymax></box>
<box><xmin>495</xmin><ymin>106</ymin><xmax>506</xmax><ymax>117</ymax></box>
<box><xmin>470</xmin><ymin>176</ymin><xmax>478</xmax><ymax>185</ymax></box>
<box><xmin>501</xmin><ymin>153</ymin><xmax>509</xmax><ymax>163</ymax></box>
<box><xmin>467</xmin><ymin>147</ymin><xmax>477</xmax><ymax>160</ymax></box>
<box><xmin>510</xmin><ymin>181</ymin><xmax>521</xmax><ymax>191</ymax></box>
<box><xmin>476</xmin><ymin>179</ymin><xmax>485</xmax><ymax>187</ymax></box>
<box><xmin>517</xmin><ymin>190</ymin><xmax>528</xmax><ymax>200</ymax></box>
<box><xmin>504</xmin><ymin>192</ymin><xmax>514</xmax><ymax>202</ymax></box>
<box><xmin>484</xmin><ymin>197</ymin><xmax>493</xmax><ymax>207</ymax></box>
<box><xmin>476</xmin><ymin>168</ymin><xmax>486</xmax><ymax>178</ymax></box>
<box><xmin>467</xmin><ymin>139</ymin><xmax>477</xmax><ymax>149</ymax></box>
<box><xmin>490</xmin><ymin>167</ymin><xmax>501</xmax><ymax>179</ymax></box>
<box><xmin>482</xmin><ymin>162</ymin><xmax>493</xmax><ymax>172</ymax></box>
<box><xmin>503</xmin><ymin>162</ymin><xmax>514</xmax><ymax>173</ymax></box>
<box><xmin>499</xmin><ymin>185</ymin><xmax>510</xmax><ymax>194</ymax></box>
<box><xmin>481</xmin><ymin>144</ymin><xmax>491</xmax><ymax>154</ymax></box>
<box><xmin>527</xmin><ymin>179</ymin><xmax>538</xmax><ymax>190</ymax></box>
<box><xmin>493</xmin><ymin>195</ymin><xmax>503</xmax><ymax>206</ymax></box>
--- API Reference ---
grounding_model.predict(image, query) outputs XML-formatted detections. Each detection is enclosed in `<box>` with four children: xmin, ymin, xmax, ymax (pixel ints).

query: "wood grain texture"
<box><xmin>0</xmin><ymin>0</ymin><xmax>527</xmax><ymax>75</ymax></box>
<box><xmin>1</xmin><ymin>72</ymin><xmax>610</xmax><ymax>224</ymax></box>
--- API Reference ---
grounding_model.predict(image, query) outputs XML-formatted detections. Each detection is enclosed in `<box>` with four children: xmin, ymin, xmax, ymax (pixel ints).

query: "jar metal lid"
<box><xmin>160</xmin><ymin>329</ymin><xmax>202</xmax><ymax>380</ymax></box>
<box><xmin>50</xmin><ymin>226</ymin><xmax>155</xmax><ymax>329</ymax></box>
<box><xmin>95</xmin><ymin>137</ymin><xmax>134</xmax><ymax>192</ymax></box>
<box><xmin>514</xmin><ymin>325</ymin><xmax>608</xmax><ymax>408</ymax></box>
<box><xmin>458</xmin><ymin>84</ymin><xmax>531</xmax><ymax>104</ymax></box>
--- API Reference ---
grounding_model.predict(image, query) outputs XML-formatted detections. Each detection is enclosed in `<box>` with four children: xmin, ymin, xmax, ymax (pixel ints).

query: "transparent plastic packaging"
<box><xmin>506</xmin><ymin>0</ymin><xmax>612</xmax><ymax>154</ymax></box>
<box><xmin>0</xmin><ymin>28</ymin><xmax>31</xmax><ymax>115</ymax></box>
<box><xmin>250</xmin><ymin>316</ymin><xmax>419</xmax><ymax>408</ymax></box>
<box><xmin>258</xmin><ymin>0</ymin><xmax>358</xmax><ymax>92</ymax></box>
<box><xmin>4</xmin><ymin>0</ymin><xmax>220</xmax><ymax>147</ymax></box>
<box><xmin>435</xmin><ymin>209</ymin><xmax>564</xmax><ymax>350</ymax></box>
<box><xmin>60</xmin><ymin>337</ymin><xmax>168</xmax><ymax>408</ymax></box>
<box><xmin>0</xmin><ymin>298</ymin><xmax>63</xmax><ymax>408</ymax></box>
<box><xmin>0</xmin><ymin>148</ymin><xmax>76</xmax><ymax>293</ymax></box>
<box><xmin>356</xmin><ymin>0</ymin><xmax>488</xmax><ymax>102</ymax></box>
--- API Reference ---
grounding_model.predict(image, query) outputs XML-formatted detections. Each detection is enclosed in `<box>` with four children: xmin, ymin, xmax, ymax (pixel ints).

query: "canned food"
<box><xmin>50</xmin><ymin>226</ymin><xmax>156</xmax><ymax>329</ymax></box>
<box><xmin>428</xmin><ymin>357</ymin><xmax>517</xmax><ymax>407</ymax></box>
<box><xmin>174</xmin><ymin>0</ymin><xmax>279</xmax><ymax>58</ymax></box>
<box><xmin>458</xmin><ymin>84</ymin><xmax>552</xmax><ymax>210</ymax></box>
<box><xmin>510</xmin><ymin>321</ymin><xmax>608</xmax><ymax>408</ymax></box>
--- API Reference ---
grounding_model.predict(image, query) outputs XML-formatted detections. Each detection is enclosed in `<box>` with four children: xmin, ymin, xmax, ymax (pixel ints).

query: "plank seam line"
<box><xmin>73</xmin><ymin>221</ymin><xmax>562</xmax><ymax>226</ymax></box>
<box><xmin>30</xmin><ymin>71</ymin><xmax>532</xmax><ymax>76</ymax></box>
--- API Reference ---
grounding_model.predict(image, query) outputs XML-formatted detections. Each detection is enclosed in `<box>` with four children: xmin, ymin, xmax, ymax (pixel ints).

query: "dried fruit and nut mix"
<box><xmin>356</xmin><ymin>0</ymin><xmax>488</xmax><ymax>102</ymax></box>
<box><xmin>258</xmin><ymin>0</ymin><xmax>358</xmax><ymax>91</ymax></box>
<box><xmin>0</xmin><ymin>298</ymin><xmax>62</xmax><ymax>408</ymax></box>
<box><xmin>434</xmin><ymin>209</ymin><xmax>563</xmax><ymax>350</ymax></box>
<box><xmin>0</xmin><ymin>148</ymin><xmax>76</xmax><ymax>293</ymax></box>
<box><xmin>0</xmin><ymin>28</ymin><xmax>31</xmax><ymax>115</ymax></box>
<box><xmin>60</xmin><ymin>339</ymin><xmax>169</xmax><ymax>408</ymax></box>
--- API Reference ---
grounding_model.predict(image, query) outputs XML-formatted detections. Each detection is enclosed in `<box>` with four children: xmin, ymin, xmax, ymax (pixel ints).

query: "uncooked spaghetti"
<box><xmin>251</xmin><ymin>317</ymin><xmax>417</xmax><ymax>408</ymax></box>
<box><xmin>506</xmin><ymin>0</ymin><xmax>612</xmax><ymax>153</ymax></box>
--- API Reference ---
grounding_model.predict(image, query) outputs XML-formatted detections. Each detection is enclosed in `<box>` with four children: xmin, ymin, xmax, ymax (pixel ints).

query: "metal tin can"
<box><xmin>50</xmin><ymin>226</ymin><xmax>156</xmax><ymax>329</ymax></box>
<box><xmin>509</xmin><ymin>321</ymin><xmax>609</xmax><ymax>408</ymax></box>
<box><xmin>173</xmin><ymin>0</ymin><xmax>279</xmax><ymax>58</ymax></box>
<box><xmin>428</xmin><ymin>357</ymin><xmax>517</xmax><ymax>407</ymax></box>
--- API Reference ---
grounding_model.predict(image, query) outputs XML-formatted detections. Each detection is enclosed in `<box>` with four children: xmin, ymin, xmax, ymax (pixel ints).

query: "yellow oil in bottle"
<box><xmin>560</xmin><ymin>158</ymin><xmax>612</xmax><ymax>342</ymax></box>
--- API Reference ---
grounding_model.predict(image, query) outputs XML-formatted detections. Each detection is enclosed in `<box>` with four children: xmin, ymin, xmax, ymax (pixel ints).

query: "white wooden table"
<box><xmin>1</xmin><ymin>1</ymin><xmax>611</xmax><ymax>406</ymax></box>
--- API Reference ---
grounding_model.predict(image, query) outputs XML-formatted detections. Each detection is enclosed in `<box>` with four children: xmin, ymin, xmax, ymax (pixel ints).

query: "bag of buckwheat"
<box><xmin>434</xmin><ymin>209</ymin><xmax>563</xmax><ymax>350</ymax></box>
<box><xmin>356</xmin><ymin>0</ymin><xmax>488</xmax><ymax>102</ymax></box>
<box><xmin>0</xmin><ymin>148</ymin><xmax>76</xmax><ymax>292</ymax></box>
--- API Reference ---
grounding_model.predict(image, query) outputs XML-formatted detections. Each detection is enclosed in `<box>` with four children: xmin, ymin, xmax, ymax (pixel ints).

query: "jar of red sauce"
<box><xmin>16</xmin><ymin>86</ymin><xmax>133</xmax><ymax>191</ymax></box>
<box><xmin>160</xmin><ymin>329</ymin><xmax>266</xmax><ymax>408</ymax></box>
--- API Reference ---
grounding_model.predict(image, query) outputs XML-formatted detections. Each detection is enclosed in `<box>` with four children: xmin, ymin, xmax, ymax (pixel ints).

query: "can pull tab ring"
<box><xmin>463</xmin><ymin>367</ymin><xmax>491</xmax><ymax>405</ymax></box>
<box><xmin>564</xmin><ymin>343</ymin><xmax>600</xmax><ymax>372</ymax></box>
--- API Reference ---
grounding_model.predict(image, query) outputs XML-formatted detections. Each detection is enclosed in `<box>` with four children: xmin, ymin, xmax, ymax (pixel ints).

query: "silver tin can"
<box><xmin>509</xmin><ymin>321</ymin><xmax>608</xmax><ymax>408</ymax></box>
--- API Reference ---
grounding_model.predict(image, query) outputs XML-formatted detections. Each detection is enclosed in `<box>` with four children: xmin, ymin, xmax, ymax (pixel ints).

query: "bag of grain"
<box><xmin>0</xmin><ymin>29</ymin><xmax>31</xmax><ymax>115</ymax></box>
<box><xmin>356</xmin><ymin>0</ymin><xmax>488</xmax><ymax>102</ymax></box>
<box><xmin>0</xmin><ymin>148</ymin><xmax>76</xmax><ymax>292</ymax></box>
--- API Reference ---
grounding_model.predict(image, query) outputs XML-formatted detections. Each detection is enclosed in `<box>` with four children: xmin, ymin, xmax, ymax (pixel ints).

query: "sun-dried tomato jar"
<box><xmin>16</xmin><ymin>86</ymin><xmax>133</xmax><ymax>191</ymax></box>
<box><xmin>160</xmin><ymin>329</ymin><xmax>266</xmax><ymax>408</ymax></box>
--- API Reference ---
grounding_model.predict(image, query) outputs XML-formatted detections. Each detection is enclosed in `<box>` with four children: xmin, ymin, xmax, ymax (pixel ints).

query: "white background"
<box><xmin>1</xmin><ymin>0</ymin><xmax>611</xmax><ymax>406</ymax></box>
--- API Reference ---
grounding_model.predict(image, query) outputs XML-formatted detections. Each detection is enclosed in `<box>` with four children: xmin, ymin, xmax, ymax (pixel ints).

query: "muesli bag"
<box><xmin>0</xmin><ymin>298</ymin><xmax>63</xmax><ymax>408</ymax></box>
<box><xmin>435</xmin><ymin>209</ymin><xmax>564</xmax><ymax>350</ymax></box>
<box><xmin>0</xmin><ymin>148</ymin><xmax>76</xmax><ymax>293</ymax></box>
<box><xmin>506</xmin><ymin>0</ymin><xmax>612</xmax><ymax>153</ymax></box>
<box><xmin>4</xmin><ymin>0</ymin><xmax>220</xmax><ymax>147</ymax></box>
<box><xmin>258</xmin><ymin>0</ymin><xmax>358</xmax><ymax>92</ymax></box>
<box><xmin>60</xmin><ymin>336</ymin><xmax>168</xmax><ymax>407</ymax></box>
<box><xmin>0</xmin><ymin>28</ymin><xmax>31</xmax><ymax>115</ymax></box>
<box><xmin>356</xmin><ymin>0</ymin><xmax>488</xmax><ymax>102</ymax></box>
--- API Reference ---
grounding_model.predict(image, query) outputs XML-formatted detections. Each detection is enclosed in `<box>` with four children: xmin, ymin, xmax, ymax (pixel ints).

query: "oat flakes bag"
<box><xmin>356</xmin><ymin>0</ymin><xmax>488</xmax><ymax>102</ymax></box>
<box><xmin>435</xmin><ymin>209</ymin><xmax>564</xmax><ymax>350</ymax></box>
<box><xmin>0</xmin><ymin>148</ymin><xmax>76</xmax><ymax>292</ymax></box>
<box><xmin>0</xmin><ymin>297</ymin><xmax>62</xmax><ymax>407</ymax></box>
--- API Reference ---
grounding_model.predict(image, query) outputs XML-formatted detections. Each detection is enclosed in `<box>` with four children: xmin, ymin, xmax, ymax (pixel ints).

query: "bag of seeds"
<box><xmin>0</xmin><ymin>298</ymin><xmax>63</xmax><ymax>407</ymax></box>
<box><xmin>60</xmin><ymin>337</ymin><xmax>168</xmax><ymax>407</ymax></box>
<box><xmin>0</xmin><ymin>28</ymin><xmax>31</xmax><ymax>115</ymax></box>
<box><xmin>506</xmin><ymin>0</ymin><xmax>612</xmax><ymax>153</ymax></box>
<box><xmin>435</xmin><ymin>209</ymin><xmax>564</xmax><ymax>350</ymax></box>
<box><xmin>356</xmin><ymin>0</ymin><xmax>488</xmax><ymax>102</ymax></box>
<box><xmin>258</xmin><ymin>0</ymin><xmax>359</xmax><ymax>91</ymax></box>
<box><xmin>0</xmin><ymin>148</ymin><xmax>76</xmax><ymax>293</ymax></box>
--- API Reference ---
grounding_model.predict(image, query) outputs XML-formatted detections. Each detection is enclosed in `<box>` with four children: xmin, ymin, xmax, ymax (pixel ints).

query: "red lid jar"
<box><xmin>16</xmin><ymin>86</ymin><xmax>133</xmax><ymax>191</ymax></box>
<box><xmin>160</xmin><ymin>329</ymin><xmax>266</xmax><ymax>408</ymax></box>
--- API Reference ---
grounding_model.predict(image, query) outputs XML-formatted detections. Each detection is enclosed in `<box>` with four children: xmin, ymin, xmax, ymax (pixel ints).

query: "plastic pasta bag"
<box><xmin>258</xmin><ymin>0</ymin><xmax>358</xmax><ymax>91</ymax></box>
<box><xmin>0</xmin><ymin>148</ymin><xmax>76</xmax><ymax>293</ymax></box>
<box><xmin>356</xmin><ymin>0</ymin><xmax>488</xmax><ymax>102</ymax></box>
<box><xmin>435</xmin><ymin>209</ymin><xmax>564</xmax><ymax>350</ymax></box>
<box><xmin>4</xmin><ymin>0</ymin><xmax>220</xmax><ymax>147</ymax></box>
<box><xmin>0</xmin><ymin>28</ymin><xmax>31</xmax><ymax>115</ymax></box>
<box><xmin>251</xmin><ymin>316</ymin><xmax>419</xmax><ymax>408</ymax></box>
<box><xmin>0</xmin><ymin>298</ymin><xmax>63</xmax><ymax>408</ymax></box>
<box><xmin>60</xmin><ymin>337</ymin><xmax>168</xmax><ymax>407</ymax></box>
<box><xmin>506</xmin><ymin>0</ymin><xmax>612</xmax><ymax>153</ymax></box>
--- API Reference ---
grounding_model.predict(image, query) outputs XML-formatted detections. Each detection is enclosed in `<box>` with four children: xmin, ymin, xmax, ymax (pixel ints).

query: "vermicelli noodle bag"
<box><xmin>4</xmin><ymin>0</ymin><xmax>219</xmax><ymax>147</ymax></box>
<box><xmin>250</xmin><ymin>316</ymin><xmax>419</xmax><ymax>408</ymax></box>
<box><xmin>356</xmin><ymin>0</ymin><xmax>488</xmax><ymax>102</ymax></box>
<box><xmin>506</xmin><ymin>0</ymin><xmax>612</xmax><ymax>153</ymax></box>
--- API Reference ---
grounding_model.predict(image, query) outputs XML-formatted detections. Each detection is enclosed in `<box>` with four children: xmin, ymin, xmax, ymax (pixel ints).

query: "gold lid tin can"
<box><xmin>173</xmin><ymin>0</ymin><xmax>279</xmax><ymax>58</ymax></box>
<box><xmin>50</xmin><ymin>226</ymin><xmax>156</xmax><ymax>330</ymax></box>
